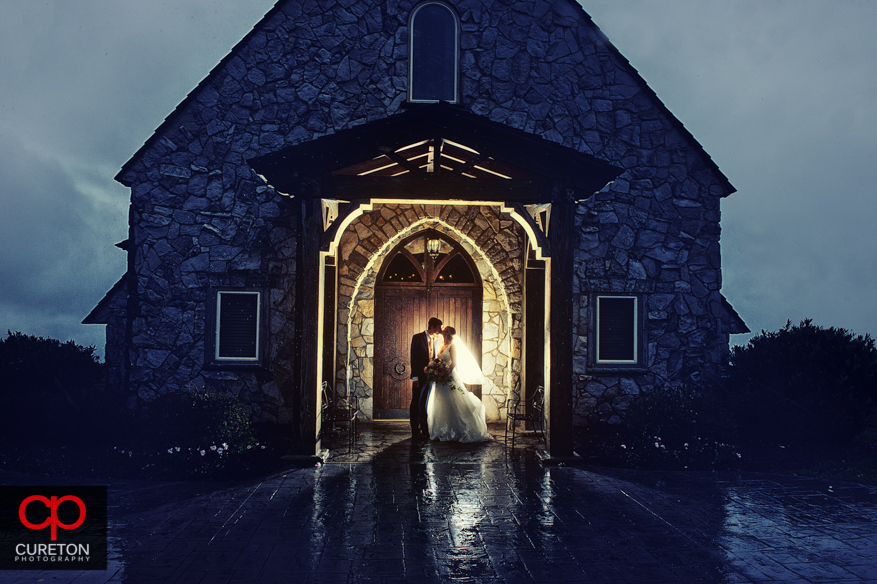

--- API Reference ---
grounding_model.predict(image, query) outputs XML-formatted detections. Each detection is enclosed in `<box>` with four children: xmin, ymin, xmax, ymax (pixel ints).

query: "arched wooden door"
<box><xmin>374</xmin><ymin>230</ymin><xmax>482</xmax><ymax>419</ymax></box>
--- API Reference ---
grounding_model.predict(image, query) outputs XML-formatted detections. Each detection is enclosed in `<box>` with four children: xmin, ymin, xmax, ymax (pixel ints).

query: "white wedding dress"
<box><xmin>426</xmin><ymin>344</ymin><xmax>492</xmax><ymax>443</ymax></box>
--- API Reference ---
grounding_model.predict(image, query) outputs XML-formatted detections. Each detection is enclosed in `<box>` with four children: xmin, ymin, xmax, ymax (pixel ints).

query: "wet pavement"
<box><xmin>3</xmin><ymin>422</ymin><xmax>877</xmax><ymax>583</ymax></box>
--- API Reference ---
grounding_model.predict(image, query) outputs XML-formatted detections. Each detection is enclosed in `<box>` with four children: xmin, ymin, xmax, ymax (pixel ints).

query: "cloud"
<box><xmin>0</xmin><ymin>132</ymin><xmax>127</xmax><ymax>351</ymax></box>
<box><xmin>0</xmin><ymin>1</ymin><xmax>276</xmax><ymax>355</ymax></box>
<box><xmin>584</xmin><ymin>0</ymin><xmax>877</xmax><ymax>342</ymax></box>
<box><xmin>1</xmin><ymin>0</ymin><xmax>876</xmax><ymax>357</ymax></box>
<box><xmin>0</xmin><ymin>1</ymin><xmax>275</xmax><ymax>164</ymax></box>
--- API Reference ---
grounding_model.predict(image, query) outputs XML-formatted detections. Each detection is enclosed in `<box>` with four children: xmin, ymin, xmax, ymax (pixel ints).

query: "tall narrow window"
<box><xmin>409</xmin><ymin>2</ymin><xmax>459</xmax><ymax>103</ymax></box>
<box><xmin>215</xmin><ymin>291</ymin><xmax>261</xmax><ymax>361</ymax></box>
<box><xmin>596</xmin><ymin>296</ymin><xmax>638</xmax><ymax>364</ymax></box>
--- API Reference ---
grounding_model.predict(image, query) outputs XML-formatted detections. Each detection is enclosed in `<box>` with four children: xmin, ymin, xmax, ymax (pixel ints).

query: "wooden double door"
<box><xmin>373</xmin><ymin>231</ymin><xmax>482</xmax><ymax>419</ymax></box>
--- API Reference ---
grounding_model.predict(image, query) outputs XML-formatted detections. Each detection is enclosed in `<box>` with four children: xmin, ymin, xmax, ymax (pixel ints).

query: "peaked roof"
<box><xmin>82</xmin><ymin>274</ymin><xmax>127</xmax><ymax>325</ymax></box>
<box><xmin>116</xmin><ymin>0</ymin><xmax>734</xmax><ymax>197</ymax></box>
<box><xmin>115</xmin><ymin>1</ymin><xmax>287</xmax><ymax>186</ymax></box>
<box><xmin>249</xmin><ymin>103</ymin><xmax>623</xmax><ymax>197</ymax></box>
<box><xmin>720</xmin><ymin>295</ymin><xmax>750</xmax><ymax>335</ymax></box>
<box><xmin>575</xmin><ymin>8</ymin><xmax>735</xmax><ymax>196</ymax></box>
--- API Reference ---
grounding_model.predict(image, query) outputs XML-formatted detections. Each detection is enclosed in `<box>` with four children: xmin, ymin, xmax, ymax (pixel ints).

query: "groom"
<box><xmin>410</xmin><ymin>316</ymin><xmax>442</xmax><ymax>439</ymax></box>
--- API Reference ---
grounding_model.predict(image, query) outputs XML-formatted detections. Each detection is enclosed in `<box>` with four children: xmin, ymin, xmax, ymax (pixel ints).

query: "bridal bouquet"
<box><xmin>426</xmin><ymin>359</ymin><xmax>464</xmax><ymax>394</ymax></box>
<box><xmin>426</xmin><ymin>358</ymin><xmax>451</xmax><ymax>384</ymax></box>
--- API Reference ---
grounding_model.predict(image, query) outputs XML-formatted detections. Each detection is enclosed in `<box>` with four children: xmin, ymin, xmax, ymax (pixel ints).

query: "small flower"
<box><xmin>200</xmin><ymin>450</ymin><xmax>206</xmax><ymax>456</ymax></box>
<box><xmin>175</xmin><ymin>447</ymin><xmax>181</xmax><ymax>452</ymax></box>
<box><xmin>222</xmin><ymin>443</ymin><xmax>228</xmax><ymax>450</ymax></box>
<box><xmin>684</xmin><ymin>443</ymin><xmax>689</xmax><ymax>449</ymax></box>
<box><xmin>247</xmin><ymin>445</ymin><xmax>253</xmax><ymax>450</ymax></box>
<box><xmin>654</xmin><ymin>442</ymin><xmax>660</xmax><ymax>448</ymax></box>
<box><xmin>261</xmin><ymin>445</ymin><xmax>266</xmax><ymax>449</ymax></box>
<box><xmin>620</xmin><ymin>444</ymin><xmax>627</xmax><ymax>449</ymax></box>
<box><xmin>167</xmin><ymin>448</ymin><xmax>173</xmax><ymax>454</ymax></box>
<box><xmin>217</xmin><ymin>448</ymin><xmax>224</xmax><ymax>454</ymax></box>
<box><xmin>735</xmin><ymin>453</ymin><xmax>742</xmax><ymax>458</ymax></box>
<box><xmin>210</xmin><ymin>445</ymin><xmax>217</xmax><ymax>451</ymax></box>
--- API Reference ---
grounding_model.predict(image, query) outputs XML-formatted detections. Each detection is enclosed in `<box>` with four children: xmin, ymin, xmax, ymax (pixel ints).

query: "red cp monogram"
<box><xmin>19</xmin><ymin>495</ymin><xmax>87</xmax><ymax>541</ymax></box>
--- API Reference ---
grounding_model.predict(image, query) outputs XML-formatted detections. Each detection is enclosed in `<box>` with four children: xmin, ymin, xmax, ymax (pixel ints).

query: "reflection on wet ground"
<box><xmin>2</xmin><ymin>422</ymin><xmax>877</xmax><ymax>583</ymax></box>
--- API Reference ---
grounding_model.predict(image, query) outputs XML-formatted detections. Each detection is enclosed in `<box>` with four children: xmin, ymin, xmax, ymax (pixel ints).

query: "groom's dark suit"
<box><xmin>410</xmin><ymin>330</ymin><xmax>433</xmax><ymax>437</ymax></box>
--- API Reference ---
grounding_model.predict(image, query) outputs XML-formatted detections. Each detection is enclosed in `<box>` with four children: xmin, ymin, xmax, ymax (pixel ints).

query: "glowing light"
<box><xmin>427</xmin><ymin>238</ymin><xmax>441</xmax><ymax>260</ymax></box>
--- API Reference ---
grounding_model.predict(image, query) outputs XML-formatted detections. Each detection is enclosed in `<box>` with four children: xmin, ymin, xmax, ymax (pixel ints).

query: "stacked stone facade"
<box><xmin>572</xmin><ymin>164</ymin><xmax>729</xmax><ymax>425</ymax></box>
<box><xmin>95</xmin><ymin>0</ymin><xmax>744</xmax><ymax>436</ymax></box>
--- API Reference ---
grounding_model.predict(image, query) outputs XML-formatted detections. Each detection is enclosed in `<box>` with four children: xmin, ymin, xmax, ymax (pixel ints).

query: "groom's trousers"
<box><xmin>410</xmin><ymin>381</ymin><xmax>431</xmax><ymax>436</ymax></box>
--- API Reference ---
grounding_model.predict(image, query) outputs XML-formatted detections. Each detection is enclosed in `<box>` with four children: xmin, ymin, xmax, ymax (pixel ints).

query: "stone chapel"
<box><xmin>84</xmin><ymin>0</ymin><xmax>748</xmax><ymax>456</ymax></box>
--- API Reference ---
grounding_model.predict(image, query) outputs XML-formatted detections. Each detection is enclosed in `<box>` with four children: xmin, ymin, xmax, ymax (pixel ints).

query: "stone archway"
<box><xmin>334</xmin><ymin>203</ymin><xmax>524</xmax><ymax>422</ymax></box>
<box><xmin>373</xmin><ymin>229</ymin><xmax>482</xmax><ymax>419</ymax></box>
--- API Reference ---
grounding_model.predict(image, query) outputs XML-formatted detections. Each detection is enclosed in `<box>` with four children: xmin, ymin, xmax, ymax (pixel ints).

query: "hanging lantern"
<box><xmin>427</xmin><ymin>238</ymin><xmax>441</xmax><ymax>261</ymax></box>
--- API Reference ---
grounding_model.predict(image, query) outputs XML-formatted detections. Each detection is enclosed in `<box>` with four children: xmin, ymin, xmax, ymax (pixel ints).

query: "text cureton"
<box><xmin>15</xmin><ymin>543</ymin><xmax>90</xmax><ymax>556</ymax></box>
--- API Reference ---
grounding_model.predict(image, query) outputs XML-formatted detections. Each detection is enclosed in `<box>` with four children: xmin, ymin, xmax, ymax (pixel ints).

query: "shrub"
<box><xmin>125</xmin><ymin>388</ymin><xmax>265</xmax><ymax>479</ymax></box>
<box><xmin>724</xmin><ymin>319</ymin><xmax>877</xmax><ymax>446</ymax></box>
<box><xmin>578</xmin><ymin>385</ymin><xmax>741</xmax><ymax>470</ymax></box>
<box><xmin>0</xmin><ymin>332</ymin><xmax>107</xmax><ymax>445</ymax></box>
<box><xmin>138</xmin><ymin>388</ymin><xmax>255</xmax><ymax>453</ymax></box>
<box><xmin>0</xmin><ymin>331</ymin><xmax>104</xmax><ymax>396</ymax></box>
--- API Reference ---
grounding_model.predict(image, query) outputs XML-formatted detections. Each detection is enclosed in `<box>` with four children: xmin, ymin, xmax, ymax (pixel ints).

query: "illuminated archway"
<box><xmin>326</xmin><ymin>204</ymin><xmax>529</xmax><ymax>421</ymax></box>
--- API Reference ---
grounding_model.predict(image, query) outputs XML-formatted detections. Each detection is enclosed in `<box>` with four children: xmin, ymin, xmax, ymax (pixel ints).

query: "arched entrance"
<box><xmin>373</xmin><ymin>229</ymin><xmax>482</xmax><ymax>419</ymax></box>
<box><xmin>249</xmin><ymin>104</ymin><xmax>623</xmax><ymax>455</ymax></box>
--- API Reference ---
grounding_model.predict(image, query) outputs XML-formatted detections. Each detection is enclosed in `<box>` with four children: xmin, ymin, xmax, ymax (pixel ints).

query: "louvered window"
<box><xmin>596</xmin><ymin>296</ymin><xmax>638</xmax><ymax>364</ymax></box>
<box><xmin>409</xmin><ymin>2</ymin><xmax>459</xmax><ymax>103</ymax></box>
<box><xmin>215</xmin><ymin>291</ymin><xmax>260</xmax><ymax>361</ymax></box>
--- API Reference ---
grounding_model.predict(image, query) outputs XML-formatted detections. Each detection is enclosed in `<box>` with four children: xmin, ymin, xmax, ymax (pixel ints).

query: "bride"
<box><xmin>426</xmin><ymin>326</ymin><xmax>492</xmax><ymax>443</ymax></box>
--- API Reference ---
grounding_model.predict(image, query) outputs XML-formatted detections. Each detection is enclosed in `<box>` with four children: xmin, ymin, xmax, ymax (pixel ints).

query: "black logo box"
<box><xmin>0</xmin><ymin>486</ymin><xmax>107</xmax><ymax>571</ymax></box>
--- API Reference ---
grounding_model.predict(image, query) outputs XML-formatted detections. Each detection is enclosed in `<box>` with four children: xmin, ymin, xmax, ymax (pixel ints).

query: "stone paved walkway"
<box><xmin>2</xmin><ymin>422</ymin><xmax>877</xmax><ymax>583</ymax></box>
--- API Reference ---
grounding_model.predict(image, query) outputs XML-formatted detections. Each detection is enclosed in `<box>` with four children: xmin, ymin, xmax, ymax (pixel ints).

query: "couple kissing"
<box><xmin>409</xmin><ymin>317</ymin><xmax>491</xmax><ymax>443</ymax></box>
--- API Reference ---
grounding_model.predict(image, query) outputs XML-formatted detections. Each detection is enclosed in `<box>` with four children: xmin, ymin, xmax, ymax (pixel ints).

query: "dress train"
<box><xmin>426</xmin><ymin>371</ymin><xmax>492</xmax><ymax>443</ymax></box>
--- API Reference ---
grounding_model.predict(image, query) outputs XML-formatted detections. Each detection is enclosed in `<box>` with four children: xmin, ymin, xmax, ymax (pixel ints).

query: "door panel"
<box><xmin>431</xmin><ymin>288</ymin><xmax>482</xmax><ymax>397</ymax></box>
<box><xmin>374</xmin><ymin>287</ymin><xmax>427</xmax><ymax>417</ymax></box>
<box><xmin>374</xmin><ymin>231</ymin><xmax>482</xmax><ymax>418</ymax></box>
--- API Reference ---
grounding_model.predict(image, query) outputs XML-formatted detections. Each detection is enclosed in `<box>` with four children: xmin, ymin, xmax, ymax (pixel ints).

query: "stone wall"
<box><xmin>570</xmin><ymin>123</ymin><xmax>731</xmax><ymax>426</ymax></box>
<box><xmin>126</xmin><ymin>176</ymin><xmax>299</xmax><ymax>422</ymax></box>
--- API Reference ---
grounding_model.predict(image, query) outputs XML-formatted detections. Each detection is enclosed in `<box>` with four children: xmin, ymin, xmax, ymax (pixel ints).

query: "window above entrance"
<box><xmin>383</xmin><ymin>252</ymin><xmax>423</xmax><ymax>283</ymax></box>
<box><xmin>380</xmin><ymin>231</ymin><xmax>478</xmax><ymax>287</ymax></box>
<box><xmin>409</xmin><ymin>2</ymin><xmax>459</xmax><ymax>103</ymax></box>
<box><xmin>436</xmin><ymin>253</ymin><xmax>475</xmax><ymax>284</ymax></box>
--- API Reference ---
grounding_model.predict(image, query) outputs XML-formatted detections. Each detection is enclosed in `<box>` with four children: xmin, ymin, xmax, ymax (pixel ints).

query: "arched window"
<box><xmin>409</xmin><ymin>2</ymin><xmax>459</xmax><ymax>103</ymax></box>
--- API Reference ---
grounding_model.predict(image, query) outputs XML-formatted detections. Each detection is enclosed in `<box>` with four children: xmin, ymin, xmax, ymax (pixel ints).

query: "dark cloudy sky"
<box><xmin>2</xmin><ymin>1</ymin><xmax>875</xmax><ymax>357</ymax></box>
